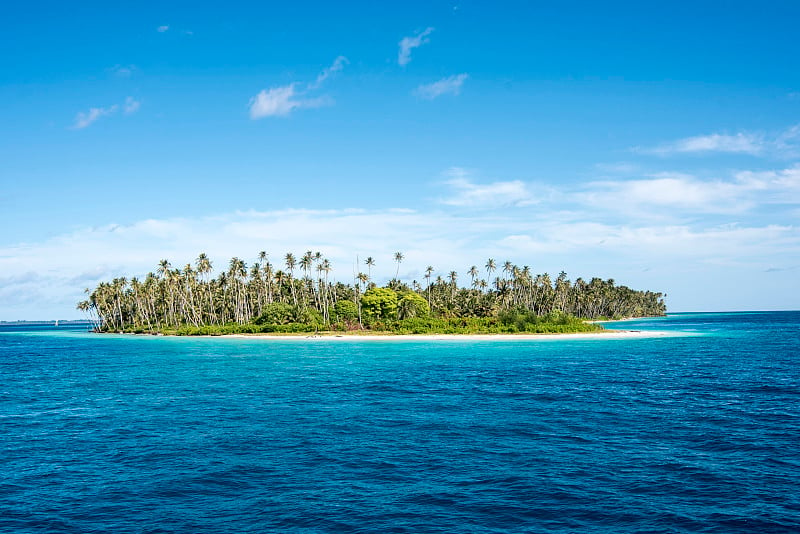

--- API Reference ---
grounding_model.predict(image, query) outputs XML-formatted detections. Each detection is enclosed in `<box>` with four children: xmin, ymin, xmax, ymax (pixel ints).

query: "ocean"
<box><xmin>1</xmin><ymin>312</ymin><xmax>798</xmax><ymax>532</ymax></box>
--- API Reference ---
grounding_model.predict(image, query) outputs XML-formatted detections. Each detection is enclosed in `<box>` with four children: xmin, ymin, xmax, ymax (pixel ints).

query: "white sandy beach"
<box><xmin>218</xmin><ymin>329</ymin><xmax>679</xmax><ymax>341</ymax></box>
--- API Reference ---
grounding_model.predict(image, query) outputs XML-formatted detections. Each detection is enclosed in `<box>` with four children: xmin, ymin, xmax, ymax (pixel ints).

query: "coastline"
<box><xmin>213</xmin><ymin>329</ymin><xmax>678</xmax><ymax>341</ymax></box>
<box><xmin>591</xmin><ymin>316</ymin><xmax>657</xmax><ymax>323</ymax></box>
<box><xmin>96</xmin><ymin>316</ymin><xmax>683</xmax><ymax>340</ymax></box>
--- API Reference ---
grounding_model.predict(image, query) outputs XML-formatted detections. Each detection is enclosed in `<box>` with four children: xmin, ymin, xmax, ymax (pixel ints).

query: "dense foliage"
<box><xmin>78</xmin><ymin>251</ymin><xmax>666</xmax><ymax>334</ymax></box>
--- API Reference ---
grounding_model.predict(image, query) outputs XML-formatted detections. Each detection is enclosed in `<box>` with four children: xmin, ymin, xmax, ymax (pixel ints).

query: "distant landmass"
<box><xmin>77</xmin><ymin>250</ymin><xmax>666</xmax><ymax>336</ymax></box>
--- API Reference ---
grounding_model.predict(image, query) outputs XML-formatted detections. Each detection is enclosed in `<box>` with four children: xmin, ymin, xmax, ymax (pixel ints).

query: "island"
<box><xmin>78</xmin><ymin>251</ymin><xmax>666</xmax><ymax>336</ymax></box>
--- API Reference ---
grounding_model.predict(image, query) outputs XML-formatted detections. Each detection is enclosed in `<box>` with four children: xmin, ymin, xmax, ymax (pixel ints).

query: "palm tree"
<box><xmin>156</xmin><ymin>259</ymin><xmax>174</xmax><ymax>325</ymax></box>
<box><xmin>300</xmin><ymin>251</ymin><xmax>316</xmax><ymax>308</ymax></box>
<box><xmin>300</xmin><ymin>251</ymin><xmax>312</xmax><ymax>278</ymax></box>
<box><xmin>157</xmin><ymin>259</ymin><xmax>171</xmax><ymax>277</ymax></box>
<box><xmin>448</xmin><ymin>270</ymin><xmax>458</xmax><ymax>300</ymax></box>
<box><xmin>502</xmin><ymin>260</ymin><xmax>514</xmax><ymax>280</ymax></box>
<box><xmin>357</xmin><ymin>272</ymin><xmax>369</xmax><ymax>289</ymax></box>
<box><xmin>424</xmin><ymin>265</ymin><xmax>434</xmax><ymax>305</ymax></box>
<box><xmin>355</xmin><ymin>271</ymin><xmax>369</xmax><ymax>328</ymax></box>
<box><xmin>321</xmin><ymin>258</ymin><xmax>332</xmax><ymax>320</ymax></box>
<box><xmin>285</xmin><ymin>253</ymin><xmax>296</xmax><ymax>274</ymax></box>
<box><xmin>195</xmin><ymin>253</ymin><xmax>215</xmax><ymax>324</ymax></box>
<box><xmin>82</xmin><ymin>250</ymin><xmax>667</xmax><ymax>332</ymax></box>
<box><xmin>274</xmin><ymin>270</ymin><xmax>286</xmax><ymax>303</ymax></box>
<box><xmin>180</xmin><ymin>264</ymin><xmax>200</xmax><ymax>326</ymax></box>
<box><xmin>485</xmin><ymin>259</ymin><xmax>496</xmax><ymax>284</ymax></box>
<box><xmin>260</xmin><ymin>261</ymin><xmax>273</xmax><ymax>305</ymax></box>
<box><xmin>468</xmin><ymin>265</ymin><xmax>478</xmax><ymax>286</ymax></box>
<box><xmin>285</xmin><ymin>253</ymin><xmax>298</xmax><ymax>306</ymax></box>
<box><xmin>365</xmin><ymin>257</ymin><xmax>375</xmax><ymax>282</ymax></box>
<box><xmin>250</xmin><ymin>263</ymin><xmax>263</xmax><ymax>315</ymax></box>
<box><xmin>393</xmin><ymin>252</ymin><xmax>404</xmax><ymax>280</ymax></box>
<box><xmin>228</xmin><ymin>257</ymin><xmax>248</xmax><ymax>323</ymax></box>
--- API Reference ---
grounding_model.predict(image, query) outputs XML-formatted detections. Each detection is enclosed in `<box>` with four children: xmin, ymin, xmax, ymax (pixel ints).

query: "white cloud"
<box><xmin>398</xmin><ymin>27</ymin><xmax>434</xmax><ymax>66</ymax></box>
<box><xmin>309</xmin><ymin>56</ymin><xmax>348</xmax><ymax>89</ymax></box>
<box><xmin>72</xmin><ymin>97</ymin><xmax>140</xmax><ymax>129</ymax></box>
<box><xmin>441</xmin><ymin>167</ymin><xmax>534</xmax><ymax>207</ymax></box>
<box><xmin>249</xmin><ymin>84</ymin><xmax>330</xmax><ymax>119</ymax></box>
<box><xmin>4</xmin><ymin>165</ymin><xmax>800</xmax><ymax>318</ymax></box>
<box><xmin>638</xmin><ymin>123</ymin><xmax>800</xmax><ymax>158</ymax></box>
<box><xmin>439</xmin><ymin>164</ymin><xmax>800</xmax><ymax>217</ymax></box>
<box><xmin>72</xmin><ymin>104</ymin><xmax>118</xmax><ymax>129</ymax></box>
<box><xmin>775</xmin><ymin>124</ymin><xmax>800</xmax><ymax>157</ymax></box>
<box><xmin>493</xmin><ymin>222</ymin><xmax>799</xmax><ymax>295</ymax></box>
<box><xmin>642</xmin><ymin>132</ymin><xmax>764</xmax><ymax>156</ymax></box>
<box><xmin>582</xmin><ymin>173</ymin><xmax>751</xmax><ymax>214</ymax></box>
<box><xmin>415</xmin><ymin>73</ymin><xmax>468</xmax><ymax>99</ymax></box>
<box><xmin>250</xmin><ymin>85</ymin><xmax>298</xmax><ymax>117</ymax></box>
<box><xmin>582</xmin><ymin>166</ymin><xmax>800</xmax><ymax>215</ymax></box>
<box><xmin>249</xmin><ymin>57</ymin><xmax>345</xmax><ymax>119</ymax></box>
<box><xmin>124</xmin><ymin>96</ymin><xmax>141</xmax><ymax>114</ymax></box>
<box><xmin>734</xmin><ymin>165</ymin><xmax>800</xmax><ymax>202</ymax></box>
<box><xmin>1</xmin><ymin>206</ymin><xmax>797</xmax><ymax>319</ymax></box>
<box><xmin>157</xmin><ymin>25</ymin><xmax>169</xmax><ymax>32</ymax></box>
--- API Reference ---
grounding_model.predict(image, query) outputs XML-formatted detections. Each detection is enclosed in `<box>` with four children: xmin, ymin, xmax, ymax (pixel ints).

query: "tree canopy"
<box><xmin>78</xmin><ymin>250</ymin><xmax>666</xmax><ymax>334</ymax></box>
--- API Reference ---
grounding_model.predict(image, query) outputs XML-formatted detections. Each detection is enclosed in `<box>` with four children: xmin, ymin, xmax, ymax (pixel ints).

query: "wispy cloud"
<box><xmin>639</xmin><ymin>132</ymin><xmax>764</xmax><ymax>156</ymax></box>
<box><xmin>249</xmin><ymin>57</ymin><xmax>346</xmax><ymax>119</ymax></box>
<box><xmin>249</xmin><ymin>84</ymin><xmax>329</xmax><ymax>118</ymax></box>
<box><xmin>594</xmin><ymin>162</ymin><xmax>640</xmax><ymax>175</ymax></box>
<box><xmin>439</xmin><ymin>162</ymin><xmax>800</xmax><ymax>218</ymax></box>
<box><xmin>580</xmin><ymin>164</ymin><xmax>800</xmax><ymax>218</ymax></box>
<box><xmin>398</xmin><ymin>27</ymin><xmax>434</xmax><ymax>66</ymax></box>
<box><xmin>72</xmin><ymin>104</ymin><xmax>118</xmax><ymax>129</ymax></box>
<box><xmin>309</xmin><ymin>56</ymin><xmax>348</xmax><ymax>89</ymax></box>
<box><xmin>2</xmin><ymin>204</ymin><xmax>797</xmax><ymax>319</ymax></box>
<box><xmin>72</xmin><ymin>96</ymin><xmax>141</xmax><ymax>129</ymax></box>
<box><xmin>124</xmin><ymin>96</ymin><xmax>141</xmax><ymax>114</ymax></box>
<box><xmin>109</xmin><ymin>64</ymin><xmax>136</xmax><ymax>77</ymax></box>
<box><xmin>582</xmin><ymin>173</ymin><xmax>754</xmax><ymax>214</ymax></box>
<box><xmin>3</xmin><ymin>163</ymin><xmax>800</xmax><ymax>316</ymax></box>
<box><xmin>440</xmin><ymin>167</ymin><xmax>535</xmax><ymax>207</ymax></box>
<box><xmin>636</xmin><ymin>123</ymin><xmax>800</xmax><ymax>158</ymax></box>
<box><xmin>734</xmin><ymin>165</ymin><xmax>800</xmax><ymax>200</ymax></box>
<box><xmin>415</xmin><ymin>73</ymin><xmax>468</xmax><ymax>100</ymax></box>
<box><xmin>156</xmin><ymin>25</ymin><xmax>193</xmax><ymax>36</ymax></box>
<box><xmin>774</xmin><ymin>124</ymin><xmax>800</xmax><ymax>157</ymax></box>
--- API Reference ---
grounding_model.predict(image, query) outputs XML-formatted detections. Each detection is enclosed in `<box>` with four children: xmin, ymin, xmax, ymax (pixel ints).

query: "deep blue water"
<box><xmin>1</xmin><ymin>312</ymin><xmax>799</xmax><ymax>533</ymax></box>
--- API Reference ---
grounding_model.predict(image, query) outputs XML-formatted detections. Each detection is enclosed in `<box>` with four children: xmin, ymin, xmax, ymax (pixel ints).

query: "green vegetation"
<box><xmin>78</xmin><ymin>250</ymin><xmax>666</xmax><ymax>335</ymax></box>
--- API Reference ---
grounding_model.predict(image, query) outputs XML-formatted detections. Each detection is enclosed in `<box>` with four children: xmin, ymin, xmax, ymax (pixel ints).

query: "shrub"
<box><xmin>333</xmin><ymin>299</ymin><xmax>358</xmax><ymax>322</ymax></box>
<box><xmin>397</xmin><ymin>292</ymin><xmax>430</xmax><ymax>319</ymax></box>
<box><xmin>254</xmin><ymin>302</ymin><xmax>300</xmax><ymax>325</ymax></box>
<box><xmin>361</xmin><ymin>288</ymin><xmax>398</xmax><ymax>321</ymax></box>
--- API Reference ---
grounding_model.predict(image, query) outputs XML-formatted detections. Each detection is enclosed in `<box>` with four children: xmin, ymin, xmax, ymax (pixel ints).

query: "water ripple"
<box><xmin>1</xmin><ymin>313</ymin><xmax>799</xmax><ymax>532</ymax></box>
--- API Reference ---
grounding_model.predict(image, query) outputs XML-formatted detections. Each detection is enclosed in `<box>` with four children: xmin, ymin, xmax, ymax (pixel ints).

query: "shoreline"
<box><xmin>591</xmin><ymin>317</ymin><xmax>653</xmax><ymax>323</ymax></box>
<box><xmin>96</xmin><ymin>316</ymin><xmax>684</xmax><ymax>341</ymax></box>
<box><xmin>211</xmin><ymin>329</ymin><xmax>680</xmax><ymax>341</ymax></box>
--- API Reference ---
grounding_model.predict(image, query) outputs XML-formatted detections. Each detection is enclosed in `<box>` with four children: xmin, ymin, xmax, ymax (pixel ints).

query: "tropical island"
<box><xmin>78</xmin><ymin>251</ymin><xmax>666</xmax><ymax>336</ymax></box>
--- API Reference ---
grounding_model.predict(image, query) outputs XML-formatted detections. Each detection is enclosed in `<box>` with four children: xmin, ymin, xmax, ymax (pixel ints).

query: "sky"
<box><xmin>1</xmin><ymin>1</ymin><xmax>799</xmax><ymax>320</ymax></box>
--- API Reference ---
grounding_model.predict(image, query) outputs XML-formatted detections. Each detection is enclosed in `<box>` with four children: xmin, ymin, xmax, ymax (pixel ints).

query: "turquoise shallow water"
<box><xmin>1</xmin><ymin>312</ymin><xmax>799</xmax><ymax>532</ymax></box>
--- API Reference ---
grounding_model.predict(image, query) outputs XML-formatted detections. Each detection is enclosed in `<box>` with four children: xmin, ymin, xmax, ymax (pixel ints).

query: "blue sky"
<box><xmin>1</xmin><ymin>1</ymin><xmax>800</xmax><ymax>319</ymax></box>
